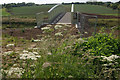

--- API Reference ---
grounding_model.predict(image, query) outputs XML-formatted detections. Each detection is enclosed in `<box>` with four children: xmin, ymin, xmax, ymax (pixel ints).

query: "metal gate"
<box><xmin>72</xmin><ymin>12</ymin><xmax>98</xmax><ymax>37</ymax></box>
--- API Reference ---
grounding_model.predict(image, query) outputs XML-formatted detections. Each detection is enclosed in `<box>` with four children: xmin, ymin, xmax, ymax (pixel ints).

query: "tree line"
<box><xmin>62</xmin><ymin>1</ymin><xmax>120</xmax><ymax>10</ymax></box>
<box><xmin>2</xmin><ymin>2</ymin><xmax>39</xmax><ymax>9</ymax></box>
<box><xmin>2</xmin><ymin>1</ymin><xmax>120</xmax><ymax>10</ymax></box>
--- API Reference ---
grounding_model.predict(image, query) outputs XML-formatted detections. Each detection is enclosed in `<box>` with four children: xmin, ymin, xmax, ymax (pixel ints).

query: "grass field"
<box><xmin>7</xmin><ymin>5</ymin><xmax>54</xmax><ymax>18</ymax></box>
<box><xmin>75</xmin><ymin>4</ymin><xmax>118</xmax><ymax>15</ymax></box>
<box><xmin>2</xmin><ymin>4</ymin><xmax>119</xmax><ymax>17</ymax></box>
<box><xmin>2</xmin><ymin>4</ymin><xmax>71</xmax><ymax>17</ymax></box>
<box><xmin>63</xmin><ymin>4</ymin><xmax>71</xmax><ymax>12</ymax></box>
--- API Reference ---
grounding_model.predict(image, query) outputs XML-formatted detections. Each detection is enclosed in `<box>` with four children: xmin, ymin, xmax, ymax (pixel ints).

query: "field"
<box><xmin>2</xmin><ymin>4</ymin><xmax>119</xmax><ymax>17</ymax></box>
<box><xmin>63</xmin><ymin>4</ymin><xmax>71</xmax><ymax>12</ymax></box>
<box><xmin>2</xmin><ymin>5</ymin><xmax>54</xmax><ymax>18</ymax></box>
<box><xmin>75</xmin><ymin>4</ymin><xmax>118</xmax><ymax>15</ymax></box>
<box><xmin>1</xmin><ymin>3</ymin><xmax>120</xmax><ymax>79</ymax></box>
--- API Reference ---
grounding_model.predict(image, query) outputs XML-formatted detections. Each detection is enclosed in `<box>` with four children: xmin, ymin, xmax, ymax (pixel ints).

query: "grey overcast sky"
<box><xmin>1</xmin><ymin>0</ymin><xmax>120</xmax><ymax>4</ymax></box>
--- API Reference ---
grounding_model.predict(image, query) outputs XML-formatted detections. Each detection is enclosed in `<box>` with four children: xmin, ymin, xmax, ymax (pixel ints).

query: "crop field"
<box><xmin>63</xmin><ymin>4</ymin><xmax>71</xmax><ymax>12</ymax></box>
<box><xmin>5</xmin><ymin>5</ymin><xmax>54</xmax><ymax>18</ymax></box>
<box><xmin>75</xmin><ymin>4</ymin><xmax>118</xmax><ymax>15</ymax></box>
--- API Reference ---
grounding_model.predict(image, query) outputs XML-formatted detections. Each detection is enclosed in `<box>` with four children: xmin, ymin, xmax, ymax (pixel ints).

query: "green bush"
<box><xmin>79</xmin><ymin>33</ymin><xmax>120</xmax><ymax>56</ymax></box>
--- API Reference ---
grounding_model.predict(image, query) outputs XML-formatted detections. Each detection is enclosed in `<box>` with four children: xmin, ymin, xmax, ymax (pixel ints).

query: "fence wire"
<box><xmin>36</xmin><ymin>5</ymin><xmax>66</xmax><ymax>28</ymax></box>
<box><xmin>74</xmin><ymin>12</ymin><xmax>98</xmax><ymax>38</ymax></box>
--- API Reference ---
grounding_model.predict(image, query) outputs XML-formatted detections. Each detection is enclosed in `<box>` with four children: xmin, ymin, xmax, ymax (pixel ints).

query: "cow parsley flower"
<box><xmin>41</xmin><ymin>27</ymin><xmax>50</xmax><ymax>30</ymax></box>
<box><xmin>55</xmin><ymin>32</ymin><xmax>63</xmax><ymax>36</ymax></box>
<box><xmin>6</xmin><ymin>44</ymin><xmax>15</xmax><ymax>47</ymax></box>
<box><xmin>4</xmin><ymin>51</ymin><xmax>13</xmax><ymax>55</ymax></box>
<box><xmin>54</xmin><ymin>25</ymin><xmax>62</xmax><ymax>29</ymax></box>
<box><xmin>101</xmin><ymin>55</ymin><xmax>120</xmax><ymax>61</ymax></box>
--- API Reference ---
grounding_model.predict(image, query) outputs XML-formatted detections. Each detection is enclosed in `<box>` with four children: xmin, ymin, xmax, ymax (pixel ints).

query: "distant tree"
<box><xmin>109</xmin><ymin>3</ymin><xmax>113</xmax><ymax>8</ymax></box>
<box><xmin>5</xmin><ymin>4</ymin><xmax>12</xmax><ymax>11</ymax></box>
<box><xmin>112</xmin><ymin>3</ymin><xmax>118</xmax><ymax>9</ymax></box>
<box><xmin>117</xmin><ymin>5</ymin><xmax>120</xmax><ymax>10</ymax></box>
<box><xmin>62</xmin><ymin>2</ymin><xmax>65</xmax><ymax>4</ymax></box>
<box><xmin>116</xmin><ymin>1</ymin><xmax>120</xmax><ymax>4</ymax></box>
<box><xmin>26</xmin><ymin>3</ymin><xmax>35</xmax><ymax>6</ymax></box>
<box><xmin>106</xmin><ymin>3</ymin><xmax>110</xmax><ymax>7</ymax></box>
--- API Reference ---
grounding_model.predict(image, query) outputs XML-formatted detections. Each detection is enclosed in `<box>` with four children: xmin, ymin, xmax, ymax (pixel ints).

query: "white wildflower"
<box><xmin>77</xmin><ymin>38</ymin><xmax>85</xmax><ymax>43</ymax></box>
<box><xmin>30</xmin><ymin>65</ymin><xmax>35</xmax><ymax>67</ymax></box>
<box><xmin>28</xmin><ymin>48</ymin><xmax>32</xmax><ymax>50</ymax></box>
<box><xmin>23</xmin><ymin>50</ymin><xmax>29</xmax><ymax>53</ymax></box>
<box><xmin>101</xmin><ymin>55</ymin><xmax>120</xmax><ymax>61</ymax></box>
<box><xmin>115</xmin><ymin>62</ymin><xmax>118</xmax><ymax>64</ymax></box>
<box><xmin>41</xmin><ymin>27</ymin><xmax>50</xmax><ymax>30</ymax></box>
<box><xmin>36</xmin><ymin>55</ymin><xmax>41</xmax><ymax>58</ymax></box>
<box><xmin>56</xmin><ymin>73</ymin><xmax>58</xmax><ymax>75</ymax></box>
<box><xmin>6</xmin><ymin>44</ymin><xmax>15</xmax><ymax>47</ymax></box>
<box><xmin>34</xmin><ymin>39</ymin><xmax>41</xmax><ymax>42</ymax></box>
<box><xmin>64</xmin><ymin>29</ymin><xmax>67</xmax><ymax>31</ymax></box>
<box><xmin>85</xmin><ymin>32</ymin><xmax>88</xmax><ymax>34</ymax></box>
<box><xmin>68</xmin><ymin>75</ymin><xmax>73</xmax><ymax>78</ymax></box>
<box><xmin>34</xmin><ymin>26</ymin><xmax>38</xmax><ymax>28</ymax></box>
<box><xmin>20</xmin><ymin>53</ymin><xmax>28</xmax><ymax>60</ymax></box>
<box><xmin>36</xmin><ymin>35</ymin><xmax>41</xmax><ymax>37</ymax></box>
<box><xmin>4</xmin><ymin>51</ymin><xmax>13</xmax><ymax>55</ymax></box>
<box><xmin>4</xmin><ymin>67</ymin><xmax>25</xmax><ymax>78</ymax></box>
<box><xmin>20</xmin><ymin>56</ymin><xmax>26</xmax><ymax>60</ymax></box>
<box><xmin>30</xmin><ymin>57</ymin><xmax>37</xmax><ymax>60</ymax></box>
<box><xmin>7</xmin><ymin>67</ymin><xmax>25</xmax><ymax>78</ymax></box>
<box><xmin>46</xmin><ymin>25</ymin><xmax>52</xmax><ymax>27</ymax></box>
<box><xmin>103</xmin><ymin>64</ymin><xmax>108</xmax><ymax>66</ymax></box>
<box><xmin>47</xmin><ymin>52</ymin><xmax>52</xmax><ymax>55</ymax></box>
<box><xmin>1</xmin><ymin>69</ymin><xmax>3</xmax><ymax>72</ymax></box>
<box><xmin>28</xmin><ymin>48</ymin><xmax>39</xmax><ymax>50</ymax></box>
<box><xmin>13</xmin><ymin>64</ymin><xmax>18</xmax><ymax>67</ymax></box>
<box><xmin>33</xmin><ymin>52</ymin><xmax>39</xmax><ymax>55</ymax></box>
<box><xmin>65</xmin><ymin>46</ymin><xmax>71</xmax><ymax>49</ymax></box>
<box><xmin>55</xmin><ymin>32</ymin><xmax>63</xmax><ymax>36</ymax></box>
<box><xmin>65</xmin><ymin>24</ymin><xmax>71</xmax><ymax>27</ymax></box>
<box><xmin>78</xmin><ymin>38</ymin><xmax>84</xmax><ymax>41</ymax></box>
<box><xmin>20</xmin><ymin>52</ymin><xmax>41</xmax><ymax>60</ymax></box>
<box><xmin>54</xmin><ymin>25</ymin><xmax>62</xmax><ymax>29</ymax></box>
<box><xmin>71</xmin><ymin>35</ymin><xmax>76</xmax><ymax>38</ymax></box>
<box><xmin>33</xmin><ymin>48</ymin><xmax>39</xmax><ymax>50</ymax></box>
<box><xmin>75</xmin><ymin>24</ymin><xmax>78</xmax><ymax>28</ymax></box>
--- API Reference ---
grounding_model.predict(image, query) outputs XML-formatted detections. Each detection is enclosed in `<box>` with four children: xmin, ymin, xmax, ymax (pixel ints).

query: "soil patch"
<box><xmin>2</xmin><ymin>28</ymin><xmax>43</xmax><ymax>40</ymax></box>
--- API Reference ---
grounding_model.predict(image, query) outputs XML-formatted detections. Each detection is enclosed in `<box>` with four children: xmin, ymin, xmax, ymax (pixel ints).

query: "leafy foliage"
<box><xmin>76</xmin><ymin>33</ymin><xmax>120</xmax><ymax>56</ymax></box>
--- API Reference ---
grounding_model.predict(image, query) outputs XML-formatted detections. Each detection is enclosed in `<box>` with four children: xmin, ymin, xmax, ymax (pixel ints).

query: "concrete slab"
<box><xmin>57</xmin><ymin>12</ymin><xmax>71</xmax><ymax>24</ymax></box>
